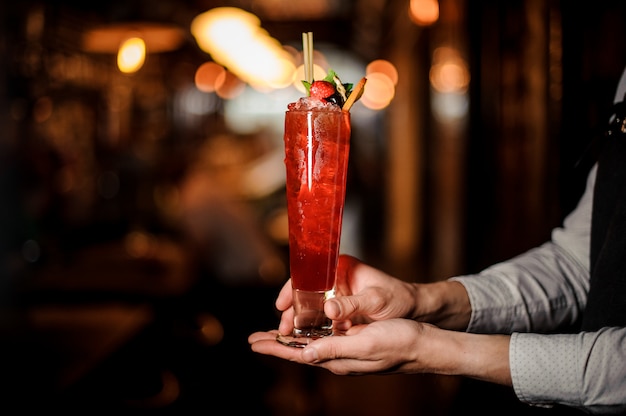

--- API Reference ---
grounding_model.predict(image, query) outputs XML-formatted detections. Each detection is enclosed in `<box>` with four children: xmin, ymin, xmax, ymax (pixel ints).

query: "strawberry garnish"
<box><xmin>309</xmin><ymin>80</ymin><xmax>336</xmax><ymax>101</ymax></box>
<box><xmin>301</xmin><ymin>69</ymin><xmax>364</xmax><ymax>110</ymax></box>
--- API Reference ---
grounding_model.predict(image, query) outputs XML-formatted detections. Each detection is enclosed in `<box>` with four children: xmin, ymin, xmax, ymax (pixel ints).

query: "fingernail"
<box><xmin>302</xmin><ymin>347</ymin><xmax>319</xmax><ymax>363</ymax></box>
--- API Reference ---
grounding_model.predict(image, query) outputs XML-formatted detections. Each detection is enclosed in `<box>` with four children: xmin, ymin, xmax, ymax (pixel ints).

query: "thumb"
<box><xmin>325</xmin><ymin>290</ymin><xmax>379</xmax><ymax>320</ymax></box>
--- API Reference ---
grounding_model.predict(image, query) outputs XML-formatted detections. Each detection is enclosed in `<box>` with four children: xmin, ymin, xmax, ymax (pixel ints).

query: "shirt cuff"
<box><xmin>510</xmin><ymin>332</ymin><xmax>581</xmax><ymax>407</ymax></box>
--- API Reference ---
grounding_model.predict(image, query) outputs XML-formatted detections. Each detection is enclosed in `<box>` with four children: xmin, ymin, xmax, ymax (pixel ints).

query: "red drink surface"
<box><xmin>283</xmin><ymin>109</ymin><xmax>351</xmax><ymax>292</ymax></box>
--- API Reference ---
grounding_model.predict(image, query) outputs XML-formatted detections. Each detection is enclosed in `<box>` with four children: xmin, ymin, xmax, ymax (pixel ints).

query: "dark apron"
<box><xmin>583</xmin><ymin>98</ymin><xmax>626</xmax><ymax>331</ymax></box>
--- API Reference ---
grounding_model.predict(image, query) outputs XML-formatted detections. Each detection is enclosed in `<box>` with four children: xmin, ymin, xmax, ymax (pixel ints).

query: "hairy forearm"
<box><xmin>414</xmin><ymin>324</ymin><xmax>512</xmax><ymax>386</ymax></box>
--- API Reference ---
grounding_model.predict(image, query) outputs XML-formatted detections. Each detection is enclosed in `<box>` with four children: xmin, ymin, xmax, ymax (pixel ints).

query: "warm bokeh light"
<box><xmin>117</xmin><ymin>36</ymin><xmax>146</xmax><ymax>74</ymax></box>
<box><xmin>267</xmin><ymin>57</ymin><xmax>298</xmax><ymax>89</ymax></box>
<box><xmin>366</xmin><ymin>59</ymin><xmax>399</xmax><ymax>86</ymax></box>
<box><xmin>361</xmin><ymin>72</ymin><xmax>396</xmax><ymax>110</ymax></box>
<box><xmin>292</xmin><ymin>63</ymin><xmax>328</xmax><ymax>93</ymax></box>
<box><xmin>196</xmin><ymin>312</ymin><xmax>224</xmax><ymax>346</ymax></box>
<box><xmin>191</xmin><ymin>7</ymin><xmax>296</xmax><ymax>89</ymax></box>
<box><xmin>215</xmin><ymin>69</ymin><xmax>246</xmax><ymax>99</ymax></box>
<box><xmin>194</xmin><ymin>61</ymin><xmax>226</xmax><ymax>93</ymax></box>
<box><xmin>345</xmin><ymin>59</ymin><xmax>401</xmax><ymax>110</ymax></box>
<box><xmin>429</xmin><ymin>46</ymin><xmax>470</xmax><ymax>93</ymax></box>
<box><xmin>83</xmin><ymin>23</ymin><xmax>184</xmax><ymax>54</ymax></box>
<box><xmin>409</xmin><ymin>0</ymin><xmax>439</xmax><ymax>26</ymax></box>
<box><xmin>430</xmin><ymin>46</ymin><xmax>470</xmax><ymax>121</ymax></box>
<box><xmin>124</xmin><ymin>230</ymin><xmax>155</xmax><ymax>258</ymax></box>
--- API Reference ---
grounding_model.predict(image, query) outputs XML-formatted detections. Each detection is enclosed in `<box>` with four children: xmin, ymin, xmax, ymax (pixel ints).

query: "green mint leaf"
<box><xmin>324</xmin><ymin>69</ymin><xmax>337</xmax><ymax>84</ymax></box>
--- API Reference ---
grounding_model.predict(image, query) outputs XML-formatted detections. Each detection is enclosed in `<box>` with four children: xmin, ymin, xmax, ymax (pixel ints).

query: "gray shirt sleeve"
<box><xmin>452</xmin><ymin>165</ymin><xmax>626</xmax><ymax>412</ymax></box>
<box><xmin>511</xmin><ymin>329</ymin><xmax>626</xmax><ymax>414</ymax></box>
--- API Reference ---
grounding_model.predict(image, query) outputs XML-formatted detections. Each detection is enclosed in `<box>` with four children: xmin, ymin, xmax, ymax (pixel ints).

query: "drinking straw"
<box><xmin>302</xmin><ymin>31</ymin><xmax>313</xmax><ymax>84</ymax></box>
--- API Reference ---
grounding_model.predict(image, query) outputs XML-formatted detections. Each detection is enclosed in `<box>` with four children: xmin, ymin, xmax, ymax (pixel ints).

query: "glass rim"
<box><xmin>285</xmin><ymin>108</ymin><xmax>349</xmax><ymax>114</ymax></box>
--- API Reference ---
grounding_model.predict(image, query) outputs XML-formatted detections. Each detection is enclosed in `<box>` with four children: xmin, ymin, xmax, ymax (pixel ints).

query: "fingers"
<box><xmin>248</xmin><ymin>327</ymin><xmax>375</xmax><ymax>375</ymax></box>
<box><xmin>324</xmin><ymin>297</ymin><xmax>342</xmax><ymax>319</ymax></box>
<box><xmin>332</xmin><ymin>319</ymin><xmax>354</xmax><ymax>332</ymax></box>
<box><xmin>248</xmin><ymin>330</ymin><xmax>279</xmax><ymax>344</ymax></box>
<box><xmin>298</xmin><ymin>328</ymin><xmax>373</xmax><ymax>375</ymax></box>
<box><xmin>275</xmin><ymin>278</ymin><xmax>293</xmax><ymax>311</ymax></box>
<box><xmin>300</xmin><ymin>326</ymin><xmax>362</xmax><ymax>364</ymax></box>
<box><xmin>325</xmin><ymin>288</ymin><xmax>383</xmax><ymax>320</ymax></box>
<box><xmin>278</xmin><ymin>306</ymin><xmax>295</xmax><ymax>335</ymax></box>
<box><xmin>248</xmin><ymin>331</ymin><xmax>304</xmax><ymax>362</ymax></box>
<box><xmin>248</xmin><ymin>330</ymin><xmax>341</xmax><ymax>367</ymax></box>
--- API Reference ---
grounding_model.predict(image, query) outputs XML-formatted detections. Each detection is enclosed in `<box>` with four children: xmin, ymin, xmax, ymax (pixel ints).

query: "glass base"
<box><xmin>276</xmin><ymin>331</ymin><xmax>331</xmax><ymax>348</ymax></box>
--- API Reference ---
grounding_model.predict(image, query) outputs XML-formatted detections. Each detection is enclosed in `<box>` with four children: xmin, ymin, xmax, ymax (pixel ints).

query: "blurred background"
<box><xmin>1</xmin><ymin>0</ymin><xmax>625</xmax><ymax>414</ymax></box>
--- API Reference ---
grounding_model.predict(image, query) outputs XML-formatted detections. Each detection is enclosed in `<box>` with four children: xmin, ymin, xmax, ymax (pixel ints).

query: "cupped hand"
<box><xmin>276</xmin><ymin>255</ymin><xmax>418</xmax><ymax>335</ymax></box>
<box><xmin>327</xmin><ymin>255</ymin><xmax>419</xmax><ymax>330</ymax></box>
<box><xmin>249</xmin><ymin>318</ymin><xmax>434</xmax><ymax>376</ymax></box>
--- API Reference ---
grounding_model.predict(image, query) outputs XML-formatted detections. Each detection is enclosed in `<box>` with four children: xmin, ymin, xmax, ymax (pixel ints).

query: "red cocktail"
<box><xmin>277</xmin><ymin>104</ymin><xmax>351</xmax><ymax>346</ymax></box>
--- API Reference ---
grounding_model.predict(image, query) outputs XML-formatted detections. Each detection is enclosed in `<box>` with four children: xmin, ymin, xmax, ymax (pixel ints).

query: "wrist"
<box><xmin>419</xmin><ymin>326</ymin><xmax>512</xmax><ymax>386</ymax></box>
<box><xmin>453</xmin><ymin>332</ymin><xmax>512</xmax><ymax>386</ymax></box>
<box><xmin>411</xmin><ymin>281</ymin><xmax>471</xmax><ymax>330</ymax></box>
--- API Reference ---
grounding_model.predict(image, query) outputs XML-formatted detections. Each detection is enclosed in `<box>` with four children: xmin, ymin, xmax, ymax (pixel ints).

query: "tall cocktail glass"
<box><xmin>276</xmin><ymin>107</ymin><xmax>351</xmax><ymax>348</ymax></box>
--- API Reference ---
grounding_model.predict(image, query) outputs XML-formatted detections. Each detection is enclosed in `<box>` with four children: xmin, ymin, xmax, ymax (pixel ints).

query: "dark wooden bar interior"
<box><xmin>1</xmin><ymin>0</ymin><xmax>625</xmax><ymax>414</ymax></box>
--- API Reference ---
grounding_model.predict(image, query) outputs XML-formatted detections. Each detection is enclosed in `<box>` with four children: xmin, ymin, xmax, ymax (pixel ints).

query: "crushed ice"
<box><xmin>287</xmin><ymin>97</ymin><xmax>341</xmax><ymax>111</ymax></box>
